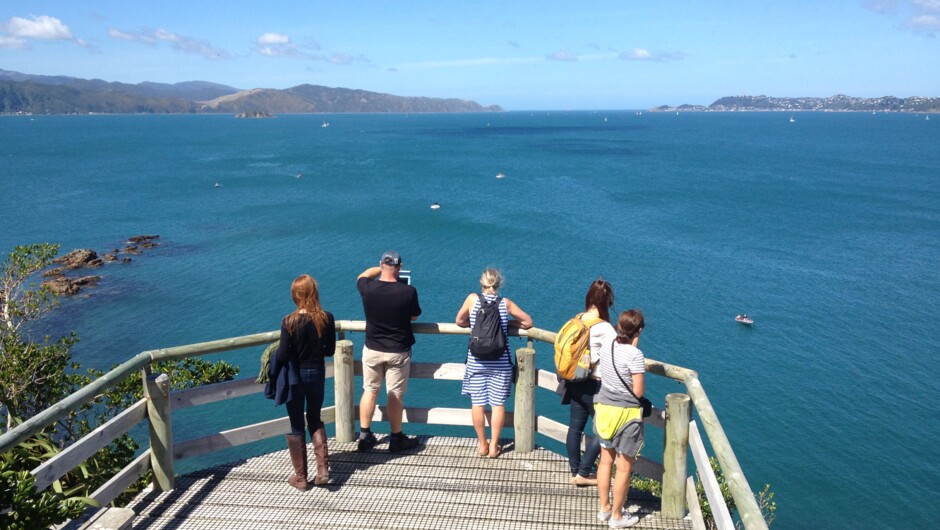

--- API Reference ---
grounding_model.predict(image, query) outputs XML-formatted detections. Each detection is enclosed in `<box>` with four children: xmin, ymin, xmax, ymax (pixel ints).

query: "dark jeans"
<box><xmin>285</xmin><ymin>367</ymin><xmax>326</xmax><ymax>437</ymax></box>
<box><xmin>566</xmin><ymin>378</ymin><xmax>601</xmax><ymax>477</ymax></box>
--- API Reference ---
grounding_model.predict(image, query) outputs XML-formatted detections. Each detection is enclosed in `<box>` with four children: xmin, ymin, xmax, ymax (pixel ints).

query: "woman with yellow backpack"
<box><xmin>556</xmin><ymin>279</ymin><xmax>617</xmax><ymax>486</ymax></box>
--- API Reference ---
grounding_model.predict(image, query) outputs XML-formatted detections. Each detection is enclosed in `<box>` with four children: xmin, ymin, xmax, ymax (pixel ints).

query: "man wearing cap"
<box><xmin>355</xmin><ymin>250</ymin><xmax>422</xmax><ymax>452</ymax></box>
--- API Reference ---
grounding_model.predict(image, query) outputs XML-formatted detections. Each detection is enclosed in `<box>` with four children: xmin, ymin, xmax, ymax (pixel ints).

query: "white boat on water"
<box><xmin>214</xmin><ymin>182</ymin><xmax>222</xmax><ymax>188</ymax></box>
<box><xmin>789</xmin><ymin>116</ymin><xmax>795</xmax><ymax>123</ymax></box>
<box><xmin>735</xmin><ymin>314</ymin><xmax>754</xmax><ymax>325</ymax></box>
<box><xmin>321</xmin><ymin>121</ymin><xmax>330</xmax><ymax>128</ymax></box>
<box><xmin>496</xmin><ymin>172</ymin><xmax>505</xmax><ymax>179</ymax></box>
<box><xmin>430</xmin><ymin>202</ymin><xmax>441</xmax><ymax>210</ymax></box>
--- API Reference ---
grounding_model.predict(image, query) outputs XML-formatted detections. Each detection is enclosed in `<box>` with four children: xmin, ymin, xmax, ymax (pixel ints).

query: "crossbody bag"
<box><xmin>608</xmin><ymin>339</ymin><xmax>652</xmax><ymax>418</ymax></box>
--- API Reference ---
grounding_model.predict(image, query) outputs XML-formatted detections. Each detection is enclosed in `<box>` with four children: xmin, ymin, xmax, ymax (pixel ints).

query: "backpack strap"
<box><xmin>609</xmin><ymin>339</ymin><xmax>642</xmax><ymax>403</ymax></box>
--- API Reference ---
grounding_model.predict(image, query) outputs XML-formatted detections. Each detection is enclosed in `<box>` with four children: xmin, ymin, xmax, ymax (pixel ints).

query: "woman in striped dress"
<box><xmin>456</xmin><ymin>268</ymin><xmax>532</xmax><ymax>458</ymax></box>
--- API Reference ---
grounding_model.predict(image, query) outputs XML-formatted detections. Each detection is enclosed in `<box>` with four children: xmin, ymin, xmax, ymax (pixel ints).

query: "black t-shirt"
<box><xmin>357</xmin><ymin>277</ymin><xmax>421</xmax><ymax>352</ymax></box>
<box><xmin>277</xmin><ymin>312</ymin><xmax>336</xmax><ymax>369</ymax></box>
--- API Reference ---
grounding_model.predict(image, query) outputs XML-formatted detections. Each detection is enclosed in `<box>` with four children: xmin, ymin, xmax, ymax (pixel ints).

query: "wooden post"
<box><xmin>513</xmin><ymin>347</ymin><xmax>535</xmax><ymax>453</ymax></box>
<box><xmin>334</xmin><ymin>339</ymin><xmax>355</xmax><ymax>443</ymax></box>
<box><xmin>145</xmin><ymin>373</ymin><xmax>174</xmax><ymax>491</ymax></box>
<box><xmin>662</xmin><ymin>392</ymin><xmax>692</xmax><ymax>518</ymax></box>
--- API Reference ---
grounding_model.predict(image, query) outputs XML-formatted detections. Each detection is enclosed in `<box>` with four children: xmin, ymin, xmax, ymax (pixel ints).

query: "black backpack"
<box><xmin>468</xmin><ymin>294</ymin><xmax>506</xmax><ymax>361</ymax></box>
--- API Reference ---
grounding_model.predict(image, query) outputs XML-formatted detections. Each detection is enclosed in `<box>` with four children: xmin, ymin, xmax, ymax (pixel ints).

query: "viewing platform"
<box><xmin>118</xmin><ymin>436</ymin><xmax>687</xmax><ymax>529</ymax></box>
<box><xmin>1</xmin><ymin>321</ymin><xmax>768</xmax><ymax>530</ymax></box>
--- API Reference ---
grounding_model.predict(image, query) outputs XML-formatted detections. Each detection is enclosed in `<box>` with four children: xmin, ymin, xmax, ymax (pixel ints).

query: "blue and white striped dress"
<box><xmin>461</xmin><ymin>293</ymin><xmax>513</xmax><ymax>406</ymax></box>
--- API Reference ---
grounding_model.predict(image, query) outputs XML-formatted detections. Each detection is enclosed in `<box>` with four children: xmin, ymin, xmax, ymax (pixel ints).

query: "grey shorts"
<box><xmin>598</xmin><ymin>419</ymin><xmax>644</xmax><ymax>459</ymax></box>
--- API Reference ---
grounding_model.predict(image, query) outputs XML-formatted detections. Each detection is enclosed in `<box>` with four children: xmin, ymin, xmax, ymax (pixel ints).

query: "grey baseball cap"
<box><xmin>381</xmin><ymin>250</ymin><xmax>402</xmax><ymax>266</ymax></box>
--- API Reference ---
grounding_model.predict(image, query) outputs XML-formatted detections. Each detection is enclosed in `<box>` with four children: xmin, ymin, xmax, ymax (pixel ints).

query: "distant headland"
<box><xmin>0</xmin><ymin>69</ymin><xmax>503</xmax><ymax>115</ymax></box>
<box><xmin>653</xmin><ymin>94</ymin><xmax>940</xmax><ymax>113</ymax></box>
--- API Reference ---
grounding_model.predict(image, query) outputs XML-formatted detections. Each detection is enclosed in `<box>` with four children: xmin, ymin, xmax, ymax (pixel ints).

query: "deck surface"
<box><xmin>123</xmin><ymin>436</ymin><xmax>691</xmax><ymax>529</ymax></box>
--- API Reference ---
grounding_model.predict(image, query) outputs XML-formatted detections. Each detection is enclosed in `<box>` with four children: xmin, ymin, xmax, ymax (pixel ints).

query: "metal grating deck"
<box><xmin>123</xmin><ymin>436</ymin><xmax>692</xmax><ymax>529</ymax></box>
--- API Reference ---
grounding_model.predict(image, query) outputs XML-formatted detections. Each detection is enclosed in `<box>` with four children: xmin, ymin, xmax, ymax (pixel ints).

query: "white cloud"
<box><xmin>906</xmin><ymin>13</ymin><xmax>940</xmax><ymax>27</ymax></box>
<box><xmin>620</xmin><ymin>48</ymin><xmax>686</xmax><ymax>62</ymax></box>
<box><xmin>254</xmin><ymin>32</ymin><xmax>312</xmax><ymax>58</ymax></box>
<box><xmin>865</xmin><ymin>0</ymin><xmax>900</xmax><ymax>13</ymax></box>
<box><xmin>108</xmin><ymin>27</ymin><xmax>230</xmax><ymax>59</ymax></box>
<box><xmin>867</xmin><ymin>0</ymin><xmax>940</xmax><ymax>34</ymax></box>
<box><xmin>911</xmin><ymin>0</ymin><xmax>940</xmax><ymax>11</ymax></box>
<box><xmin>547</xmin><ymin>50</ymin><xmax>578</xmax><ymax>62</ymax></box>
<box><xmin>0</xmin><ymin>35</ymin><xmax>28</xmax><ymax>49</ymax></box>
<box><xmin>1</xmin><ymin>14</ymin><xmax>85</xmax><ymax>48</ymax></box>
<box><xmin>6</xmin><ymin>15</ymin><xmax>73</xmax><ymax>40</ymax></box>
<box><xmin>257</xmin><ymin>32</ymin><xmax>290</xmax><ymax>45</ymax></box>
<box><xmin>108</xmin><ymin>28</ymin><xmax>136</xmax><ymax>41</ymax></box>
<box><xmin>624</xmin><ymin>48</ymin><xmax>653</xmax><ymax>60</ymax></box>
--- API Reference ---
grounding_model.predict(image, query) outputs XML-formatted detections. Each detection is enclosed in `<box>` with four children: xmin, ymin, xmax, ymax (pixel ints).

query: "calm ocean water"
<box><xmin>1</xmin><ymin>112</ymin><xmax>937</xmax><ymax>529</ymax></box>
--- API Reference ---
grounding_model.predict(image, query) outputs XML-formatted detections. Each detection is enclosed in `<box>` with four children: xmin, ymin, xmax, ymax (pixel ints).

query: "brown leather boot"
<box><xmin>311</xmin><ymin>427</ymin><xmax>330</xmax><ymax>486</ymax></box>
<box><xmin>285</xmin><ymin>434</ymin><xmax>308</xmax><ymax>490</ymax></box>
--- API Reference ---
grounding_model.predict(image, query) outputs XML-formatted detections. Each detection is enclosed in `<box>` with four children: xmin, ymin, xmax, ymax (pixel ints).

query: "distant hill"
<box><xmin>200</xmin><ymin>84</ymin><xmax>502</xmax><ymax>114</ymax></box>
<box><xmin>0</xmin><ymin>69</ymin><xmax>503</xmax><ymax>114</ymax></box>
<box><xmin>653</xmin><ymin>94</ymin><xmax>940</xmax><ymax>113</ymax></box>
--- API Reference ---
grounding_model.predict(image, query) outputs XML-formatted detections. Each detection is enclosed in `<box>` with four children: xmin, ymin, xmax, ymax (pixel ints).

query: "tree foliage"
<box><xmin>695</xmin><ymin>457</ymin><xmax>777</xmax><ymax>529</ymax></box>
<box><xmin>0</xmin><ymin>243</ymin><xmax>239</xmax><ymax>526</ymax></box>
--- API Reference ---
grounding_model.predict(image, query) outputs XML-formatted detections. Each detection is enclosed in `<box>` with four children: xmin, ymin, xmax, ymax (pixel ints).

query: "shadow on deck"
<box><xmin>123</xmin><ymin>436</ymin><xmax>691</xmax><ymax>530</ymax></box>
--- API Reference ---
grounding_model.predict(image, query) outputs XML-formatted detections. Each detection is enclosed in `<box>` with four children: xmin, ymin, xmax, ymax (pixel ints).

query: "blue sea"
<box><xmin>1</xmin><ymin>111</ymin><xmax>937</xmax><ymax>529</ymax></box>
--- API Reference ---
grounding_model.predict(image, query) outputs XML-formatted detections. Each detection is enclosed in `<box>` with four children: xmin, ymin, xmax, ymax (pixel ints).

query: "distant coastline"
<box><xmin>651</xmin><ymin>94</ymin><xmax>940</xmax><ymax>113</ymax></box>
<box><xmin>0</xmin><ymin>68</ymin><xmax>503</xmax><ymax>115</ymax></box>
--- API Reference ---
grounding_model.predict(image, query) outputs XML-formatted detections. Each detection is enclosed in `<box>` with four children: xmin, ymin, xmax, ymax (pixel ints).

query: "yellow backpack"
<box><xmin>554</xmin><ymin>313</ymin><xmax>604</xmax><ymax>381</ymax></box>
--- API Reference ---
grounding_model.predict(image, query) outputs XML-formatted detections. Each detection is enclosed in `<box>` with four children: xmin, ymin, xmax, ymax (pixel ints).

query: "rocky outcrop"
<box><xmin>42</xmin><ymin>275</ymin><xmax>101</xmax><ymax>295</ymax></box>
<box><xmin>43</xmin><ymin>234</ymin><xmax>159</xmax><ymax>295</ymax></box>
<box><xmin>53</xmin><ymin>249</ymin><xmax>98</xmax><ymax>269</ymax></box>
<box><xmin>128</xmin><ymin>235</ymin><xmax>160</xmax><ymax>243</ymax></box>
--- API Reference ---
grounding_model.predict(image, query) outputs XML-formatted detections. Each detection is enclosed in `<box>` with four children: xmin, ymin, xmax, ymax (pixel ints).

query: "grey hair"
<box><xmin>479</xmin><ymin>268</ymin><xmax>502</xmax><ymax>295</ymax></box>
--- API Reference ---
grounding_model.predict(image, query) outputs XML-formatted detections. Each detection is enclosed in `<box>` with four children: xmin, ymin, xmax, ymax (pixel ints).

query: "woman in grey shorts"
<box><xmin>593</xmin><ymin>310</ymin><xmax>646</xmax><ymax>528</ymax></box>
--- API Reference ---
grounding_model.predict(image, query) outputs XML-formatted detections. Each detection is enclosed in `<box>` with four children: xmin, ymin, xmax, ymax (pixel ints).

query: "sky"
<box><xmin>1</xmin><ymin>1</ymin><xmax>938</xmax><ymax>110</ymax></box>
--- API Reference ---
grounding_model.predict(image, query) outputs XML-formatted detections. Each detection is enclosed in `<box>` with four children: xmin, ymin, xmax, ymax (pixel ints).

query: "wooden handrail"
<box><xmin>0</xmin><ymin>320</ymin><xmax>766</xmax><ymax>529</ymax></box>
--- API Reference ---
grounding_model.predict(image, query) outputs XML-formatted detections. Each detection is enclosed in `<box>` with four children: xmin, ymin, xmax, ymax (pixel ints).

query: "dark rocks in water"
<box><xmin>128</xmin><ymin>234</ymin><xmax>159</xmax><ymax>243</ymax></box>
<box><xmin>53</xmin><ymin>249</ymin><xmax>98</xmax><ymax>269</ymax></box>
<box><xmin>42</xmin><ymin>275</ymin><xmax>102</xmax><ymax>295</ymax></box>
<box><xmin>43</xmin><ymin>236</ymin><xmax>157</xmax><ymax>296</ymax></box>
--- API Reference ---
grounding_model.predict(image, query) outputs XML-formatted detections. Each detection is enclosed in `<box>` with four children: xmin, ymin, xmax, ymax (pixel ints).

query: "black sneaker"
<box><xmin>357</xmin><ymin>432</ymin><xmax>378</xmax><ymax>452</ymax></box>
<box><xmin>388</xmin><ymin>433</ymin><xmax>419</xmax><ymax>453</ymax></box>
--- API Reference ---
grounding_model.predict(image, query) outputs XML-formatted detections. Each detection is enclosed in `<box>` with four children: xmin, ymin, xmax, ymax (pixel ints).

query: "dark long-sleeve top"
<box><xmin>266</xmin><ymin>312</ymin><xmax>336</xmax><ymax>406</ymax></box>
<box><xmin>276</xmin><ymin>312</ymin><xmax>336</xmax><ymax>368</ymax></box>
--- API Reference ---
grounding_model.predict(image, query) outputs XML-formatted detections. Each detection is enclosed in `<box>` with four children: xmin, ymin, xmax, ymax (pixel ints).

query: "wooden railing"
<box><xmin>0</xmin><ymin>321</ymin><xmax>767</xmax><ymax>530</ymax></box>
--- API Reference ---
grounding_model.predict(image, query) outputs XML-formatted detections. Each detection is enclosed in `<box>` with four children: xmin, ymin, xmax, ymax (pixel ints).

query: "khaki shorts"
<box><xmin>362</xmin><ymin>345</ymin><xmax>412</xmax><ymax>396</ymax></box>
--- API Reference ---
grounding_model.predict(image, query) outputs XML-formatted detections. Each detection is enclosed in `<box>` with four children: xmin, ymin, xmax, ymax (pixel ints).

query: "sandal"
<box><xmin>488</xmin><ymin>445</ymin><xmax>502</xmax><ymax>459</ymax></box>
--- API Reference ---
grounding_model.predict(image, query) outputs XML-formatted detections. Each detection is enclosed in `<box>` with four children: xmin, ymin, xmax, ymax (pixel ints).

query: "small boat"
<box><xmin>789</xmin><ymin>116</ymin><xmax>795</xmax><ymax>123</ymax></box>
<box><xmin>927</xmin><ymin>115</ymin><xmax>931</xmax><ymax>121</ymax></box>
<box><xmin>735</xmin><ymin>314</ymin><xmax>754</xmax><ymax>325</ymax></box>
<box><xmin>495</xmin><ymin>172</ymin><xmax>505</xmax><ymax>179</ymax></box>
<box><xmin>321</xmin><ymin>121</ymin><xmax>330</xmax><ymax>128</ymax></box>
<box><xmin>296</xmin><ymin>173</ymin><xmax>303</xmax><ymax>179</ymax></box>
<box><xmin>430</xmin><ymin>202</ymin><xmax>441</xmax><ymax>210</ymax></box>
<box><xmin>214</xmin><ymin>182</ymin><xmax>222</xmax><ymax>188</ymax></box>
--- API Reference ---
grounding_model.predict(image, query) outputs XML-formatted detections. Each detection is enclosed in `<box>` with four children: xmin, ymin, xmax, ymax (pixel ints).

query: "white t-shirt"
<box><xmin>589</xmin><ymin>321</ymin><xmax>617</xmax><ymax>377</ymax></box>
